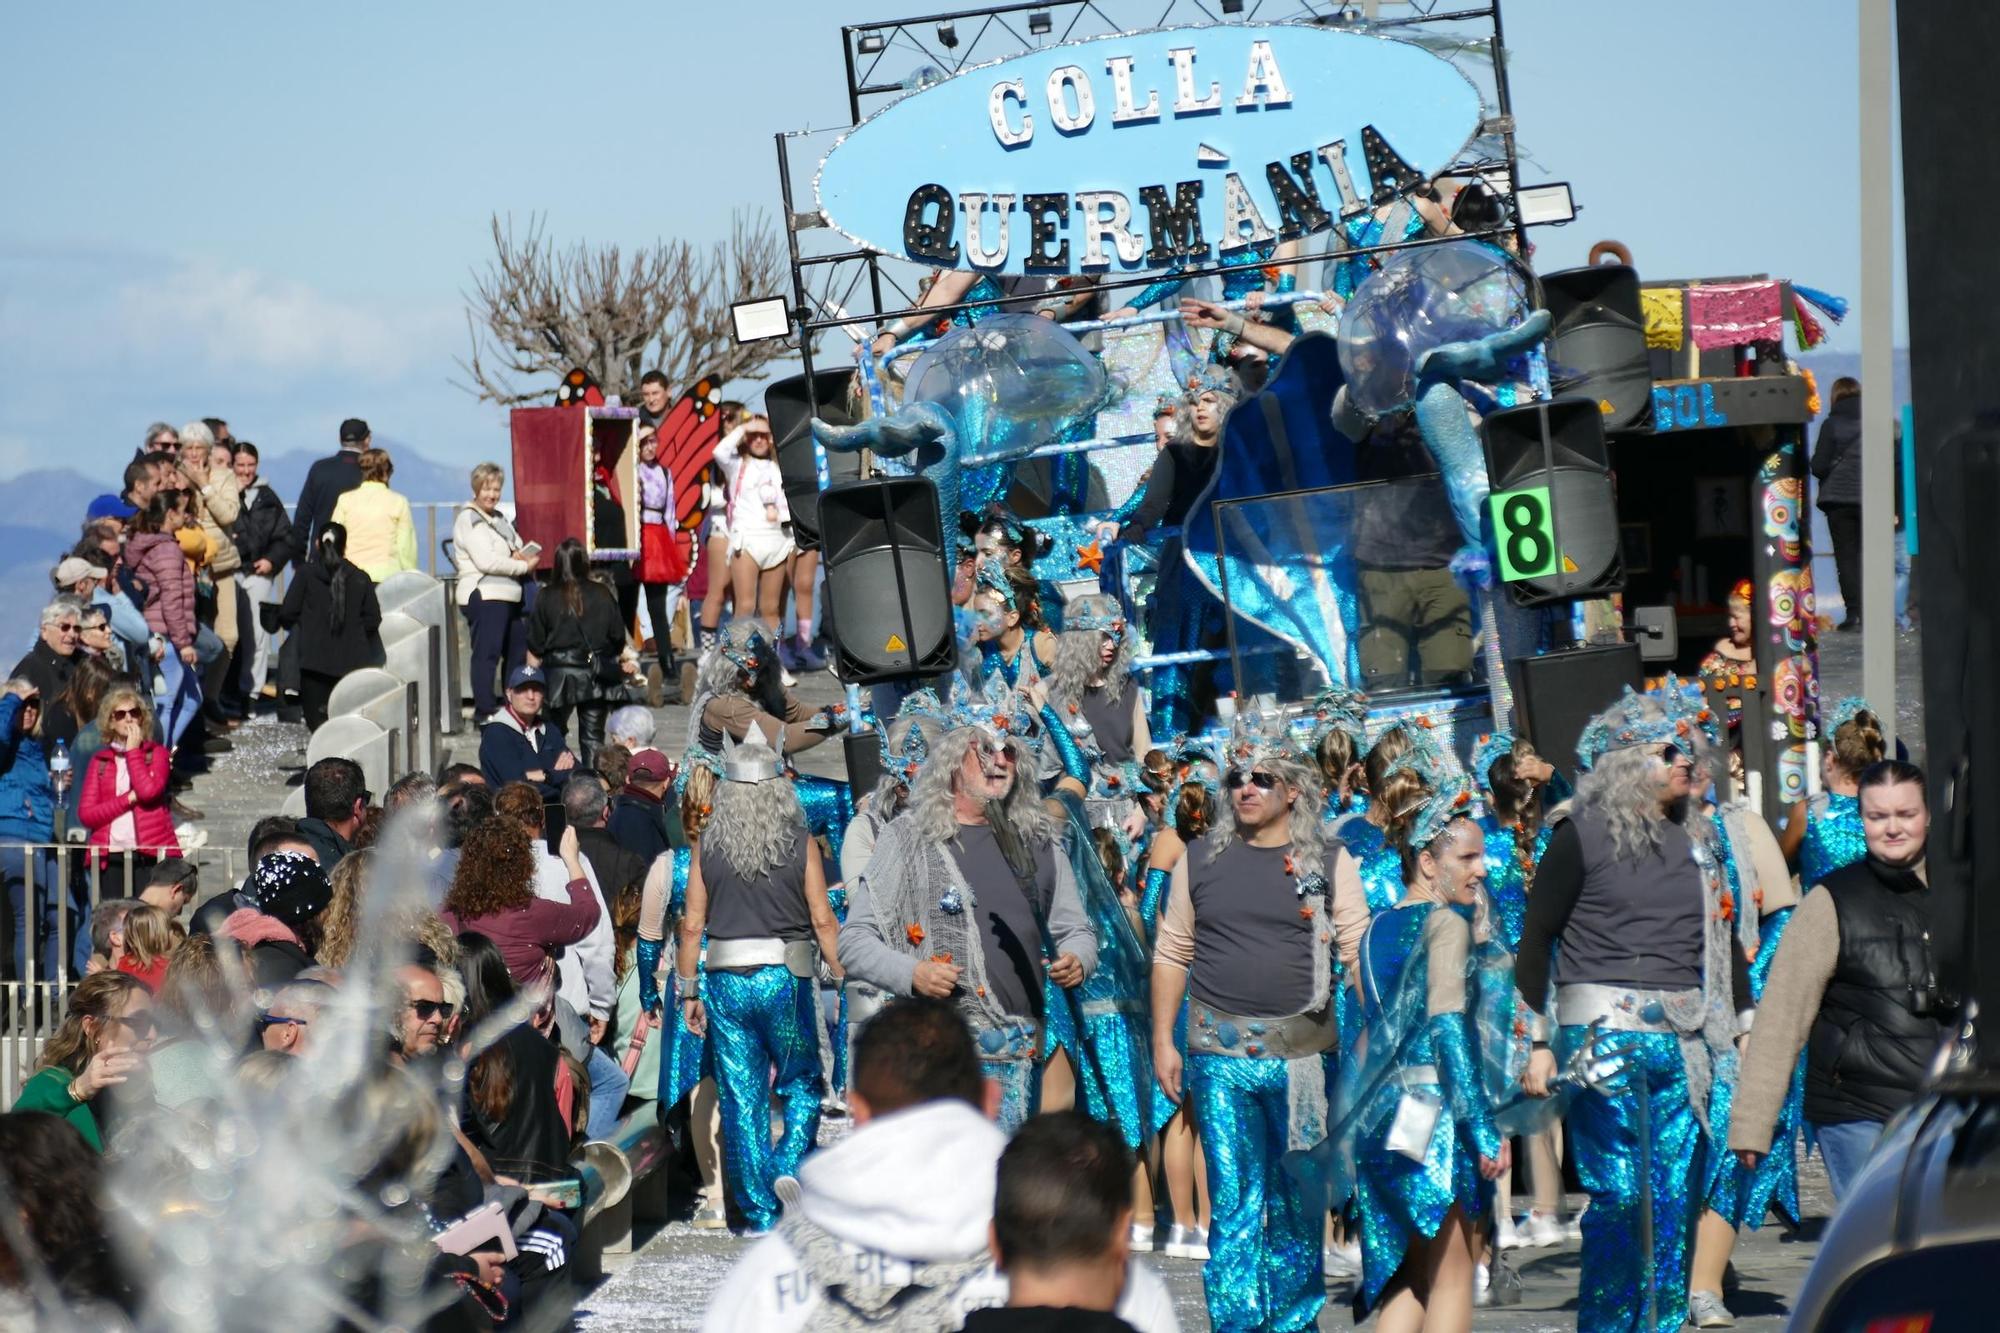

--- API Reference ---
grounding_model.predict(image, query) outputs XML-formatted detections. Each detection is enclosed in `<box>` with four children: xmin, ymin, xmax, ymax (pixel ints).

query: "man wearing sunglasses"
<box><xmin>842</xmin><ymin>716</ymin><xmax>1099</xmax><ymax>1134</ymax></box>
<box><xmin>11</xmin><ymin>596</ymin><xmax>84</xmax><ymax>703</ymax></box>
<box><xmin>1514</xmin><ymin>693</ymin><xmax>1755</xmax><ymax>1333</ymax></box>
<box><xmin>394</xmin><ymin>965</ymin><xmax>453</xmax><ymax>1059</ymax></box>
<box><xmin>1148</xmin><ymin>741</ymin><xmax>1362</xmax><ymax>1333</ymax></box>
<box><xmin>259</xmin><ymin>979</ymin><xmax>330</xmax><ymax>1056</ymax></box>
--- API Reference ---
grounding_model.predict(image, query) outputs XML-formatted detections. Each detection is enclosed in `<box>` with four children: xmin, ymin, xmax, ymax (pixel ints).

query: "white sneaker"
<box><xmin>175</xmin><ymin>823</ymin><xmax>209</xmax><ymax>850</ymax></box>
<box><xmin>1496</xmin><ymin>1212</ymin><xmax>1526</xmax><ymax>1250</ymax></box>
<box><xmin>1128</xmin><ymin>1222</ymin><xmax>1156</xmax><ymax>1253</ymax></box>
<box><xmin>780</xmin><ymin>665</ymin><xmax>798</xmax><ymax>688</ymax></box>
<box><xmin>1566</xmin><ymin>1204</ymin><xmax>1587</xmax><ymax>1242</ymax></box>
<box><xmin>1688</xmin><ymin>1289</ymin><xmax>1735</xmax><ymax>1327</ymax></box>
<box><xmin>1523</xmin><ymin>1208</ymin><xmax>1567</xmax><ymax>1247</ymax></box>
<box><xmin>1473</xmin><ymin>1261</ymin><xmax>1491</xmax><ymax>1307</ymax></box>
<box><xmin>1161</xmin><ymin>1224</ymin><xmax>1209</xmax><ymax>1260</ymax></box>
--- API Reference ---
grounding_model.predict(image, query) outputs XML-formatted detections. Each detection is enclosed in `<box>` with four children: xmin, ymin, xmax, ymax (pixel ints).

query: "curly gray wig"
<box><xmin>684</xmin><ymin>622</ymin><xmax>778</xmax><ymax>758</ymax></box>
<box><xmin>1049</xmin><ymin>625</ymin><xmax>1134</xmax><ymax>710</ymax></box>
<box><xmin>1570</xmin><ymin>699</ymin><xmax>1689</xmax><ymax>861</ymax></box>
<box><xmin>708</xmin><ymin>753</ymin><xmax>806</xmax><ymax>881</ymax></box>
<box><xmin>909</xmin><ymin>726</ymin><xmax>1060</xmax><ymax>853</ymax></box>
<box><xmin>1204</xmin><ymin>751</ymin><xmax>1326</xmax><ymax>880</ymax></box>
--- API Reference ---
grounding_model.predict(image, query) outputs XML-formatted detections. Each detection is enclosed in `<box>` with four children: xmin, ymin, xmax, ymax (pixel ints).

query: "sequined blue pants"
<box><xmin>707</xmin><ymin>965</ymin><xmax>824</xmax><ymax>1232</ymax></box>
<box><xmin>1560</xmin><ymin>1026</ymin><xmax>1702</xmax><ymax>1333</ymax></box>
<box><xmin>1187</xmin><ymin>1054</ymin><xmax>1325</xmax><ymax>1333</ymax></box>
<box><xmin>985</xmin><ymin>1057</ymin><xmax>1040</xmax><ymax>1136</ymax></box>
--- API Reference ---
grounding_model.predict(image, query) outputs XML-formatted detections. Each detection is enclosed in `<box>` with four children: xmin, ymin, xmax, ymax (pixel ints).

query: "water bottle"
<box><xmin>48</xmin><ymin>739</ymin><xmax>71</xmax><ymax>802</ymax></box>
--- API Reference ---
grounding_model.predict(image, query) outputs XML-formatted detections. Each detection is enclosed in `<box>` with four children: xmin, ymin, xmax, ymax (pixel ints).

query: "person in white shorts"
<box><xmin>719</xmin><ymin>413</ymin><xmax>796</xmax><ymax>640</ymax></box>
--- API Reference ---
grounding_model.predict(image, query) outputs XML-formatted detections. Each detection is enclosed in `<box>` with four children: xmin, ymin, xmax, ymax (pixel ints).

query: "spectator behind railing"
<box><xmin>0</xmin><ymin>679</ymin><xmax>58</xmax><ymax>983</ymax></box>
<box><xmin>77</xmin><ymin>684</ymin><xmax>178</xmax><ymax>901</ymax></box>
<box><xmin>112</xmin><ymin>904</ymin><xmax>173</xmax><ymax>993</ymax></box>
<box><xmin>280</xmin><ymin>524</ymin><xmax>383</xmax><ymax>733</ymax></box>
<box><xmin>10</xmin><ymin>971</ymin><xmax>153</xmax><ymax>1152</ymax></box>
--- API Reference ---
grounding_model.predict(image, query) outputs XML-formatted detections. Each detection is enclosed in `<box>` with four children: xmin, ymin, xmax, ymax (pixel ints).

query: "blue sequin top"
<box><xmin>1800</xmin><ymin>792</ymin><xmax>1866</xmax><ymax>887</ymax></box>
<box><xmin>1476</xmin><ymin>814</ymin><xmax>1552</xmax><ymax>956</ymax></box>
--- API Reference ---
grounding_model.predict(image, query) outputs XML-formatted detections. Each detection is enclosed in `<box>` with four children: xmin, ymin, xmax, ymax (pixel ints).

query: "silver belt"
<box><xmin>706</xmin><ymin>937</ymin><xmax>817</xmax><ymax>979</ymax></box>
<box><xmin>1557</xmin><ymin>983</ymin><xmax>1701</xmax><ymax>1034</ymax></box>
<box><xmin>1188</xmin><ymin>1002</ymin><xmax>1335</xmax><ymax>1060</ymax></box>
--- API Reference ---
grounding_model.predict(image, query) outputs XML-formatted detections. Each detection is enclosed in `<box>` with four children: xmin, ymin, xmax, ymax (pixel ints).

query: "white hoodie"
<box><xmin>701</xmin><ymin>1100</ymin><xmax>1180</xmax><ymax>1333</ymax></box>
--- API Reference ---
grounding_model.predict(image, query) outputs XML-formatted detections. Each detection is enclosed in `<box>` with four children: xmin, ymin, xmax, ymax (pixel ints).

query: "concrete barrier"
<box><xmin>378</xmin><ymin>612</ymin><xmax>439</xmax><ymax>775</ymax></box>
<box><xmin>379</xmin><ymin>571</ymin><xmax>459</xmax><ymax>736</ymax></box>
<box><xmin>326</xmin><ymin>668</ymin><xmax>415</xmax><ymax>776</ymax></box>
<box><xmin>303</xmin><ymin>714</ymin><xmax>394</xmax><ymax>797</ymax></box>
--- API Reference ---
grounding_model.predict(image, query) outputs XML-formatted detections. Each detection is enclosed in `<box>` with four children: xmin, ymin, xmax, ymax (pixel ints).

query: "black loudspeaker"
<box><xmin>1507</xmin><ymin>643</ymin><xmax>1643</xmax><ymax>783</ymax></box>
<box><xmin>820</xmin><ymin>477</ymin><xmax>957</xmax><ymax>683</ymax></box>
<box><xmin>767</xmin><ymin>368</ymin><xmax>865</xmax><ymax>546</ymax></box>
<box><xmin>844</xmin><ymin>729</ymin><xmax>885</xmax><ymax>801</ymax></box>
<box><xmin>1481</xmin><ymin>397</ymin><xmax>1624</xmax><ymax>605</ymax></box>
<box><xmin>1543</xmin><ymin>265</ymin><xmax>1651</xmax><ymax>432</ymax></box>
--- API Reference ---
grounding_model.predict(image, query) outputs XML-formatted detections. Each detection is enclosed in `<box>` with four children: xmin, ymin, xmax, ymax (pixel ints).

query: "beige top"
<box><xmin>1727</xmin><ymin>886</ymin><xmax>1840</xmax><ymax>1155</ymax></box>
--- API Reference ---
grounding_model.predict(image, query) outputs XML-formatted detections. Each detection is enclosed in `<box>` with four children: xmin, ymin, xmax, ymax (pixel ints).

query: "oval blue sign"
<box><xmin>815</xmin><ymin>22</ymin><xmax>1483</xmax><ymax>276</ymax></box>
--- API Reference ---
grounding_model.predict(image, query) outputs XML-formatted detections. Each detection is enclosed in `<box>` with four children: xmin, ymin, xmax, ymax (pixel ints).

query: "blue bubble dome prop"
<box><xmin>1337</xmin><ymin>240</ymin><xmax>1537</xmax><ymax>416</ymax></box>
<box><xmin>906</xmin><ymin>313</ymin><xmax>1109</xmax><ymax>465</ymax></box>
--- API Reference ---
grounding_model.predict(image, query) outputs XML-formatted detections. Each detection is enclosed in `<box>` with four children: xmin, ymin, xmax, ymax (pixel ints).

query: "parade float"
<box><xmin>725</xmin><ymin>0</ymin><xmax>1840</xmax><ymax>821</ymax></box>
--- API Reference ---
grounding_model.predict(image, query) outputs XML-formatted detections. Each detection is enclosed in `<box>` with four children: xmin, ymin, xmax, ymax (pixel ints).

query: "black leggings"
<box><xmin>643</xmin><ymin>583</ymin><xmax>674</xmax><ymax>661</ymax></box>
<box><xmin>301</xmin><ymin>670</ymin><xmax>339</xmax><ymax>733</ymax></box>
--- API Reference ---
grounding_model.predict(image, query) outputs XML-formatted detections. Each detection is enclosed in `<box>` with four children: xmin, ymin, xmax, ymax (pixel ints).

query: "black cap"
<box><xmin>338</xmin><ymin>418</ymin><xmax>371</xmax><ymax>444</ymax></box>
<box><xmin>245</xmin><ymin>851</ymin><xmax>332</xmax><ymax>927</ymax></box>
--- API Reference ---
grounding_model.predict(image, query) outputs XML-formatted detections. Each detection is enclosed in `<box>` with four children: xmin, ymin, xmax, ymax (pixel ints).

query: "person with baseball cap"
<box><xmin>479</xmin><ymin>665</ymin><xmax>577</xmax><ymax>802</ymax></box>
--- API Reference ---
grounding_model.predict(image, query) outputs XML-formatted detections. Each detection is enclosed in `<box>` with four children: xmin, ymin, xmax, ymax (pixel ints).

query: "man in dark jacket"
<box><xmin>230</xmin><ymin>441</ymin><xmax>294</xmax><ymax>701</ymax></box>
<box><xmin>296</xmin><ymin>757</ymin><xmax>368</xmax><ymax>870</ymax></box>
<box><xmin>294</xmin><ymin>419</ymin><xmax>370</xmax><ymax>557</ymax></box>
<box><xmin>1811</xmin><ymin>378</ymin><xmax>1866</xmax><ymax>631</ymax></box>
<box><xmin>564</xmin><ymin>775</ymin><xmax>646</xmax><ymax>903</ymax></box>
<box><xmin>607</xmin><ymin>747</ymin><xmax>679</xmax><ymax>864</ymax></box>
<box><xmin>11</xmin><ymin>599</ymin><xmax>81</xmax><ymax>702</ymax></box>
<box><xmin>480</xmin><ymin>666</ymin><xmax>576</xmax><ymax>800</ymax></box>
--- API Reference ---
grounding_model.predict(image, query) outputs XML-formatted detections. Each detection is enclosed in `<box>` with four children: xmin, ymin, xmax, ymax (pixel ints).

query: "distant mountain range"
<box><xmin>0</xmin><ymin>439</ymin><xmax>475</xmax><ymax>660</ymax></box>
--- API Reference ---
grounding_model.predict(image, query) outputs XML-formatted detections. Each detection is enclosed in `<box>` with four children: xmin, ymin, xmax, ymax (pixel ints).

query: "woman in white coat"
<box><xmin>453</xmin><ymin>462</ymin><xmax>537</xmax><ymax>723</ymax></box>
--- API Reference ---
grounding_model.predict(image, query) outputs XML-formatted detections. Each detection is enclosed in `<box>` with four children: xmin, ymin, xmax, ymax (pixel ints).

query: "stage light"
<box><xmin>856</xmin><ymin>28</ymin><xmax>885</xmax><ymax>54</ymax></box>
<box><xmin>731</xmin><ymin>297</ymin><xmax>793</xmax><ymax>345</ymax></box>
<box><xmin>937</xmin><ymin>20</ymin><xmax>959</xmax><ymax>48</ymax></box>
<box><xmin>1516</xmin><ymin>182</ymin><xmax>1578</xmax><ymax>226</ymax></box>
<box><xmin>1220</xmin><ymin>0</ymin><xmax>1244</xmax><ymax>13</ymax></box>
<box><xmin>1028</xmin><ymin>9</ymin><xmax>1052</xmax><ymax>34</ymax></box>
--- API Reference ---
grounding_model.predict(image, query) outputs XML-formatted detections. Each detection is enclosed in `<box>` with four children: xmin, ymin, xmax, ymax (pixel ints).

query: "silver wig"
<box><xmin>708</xmin><ymin>752</ymin><xmax>806</xmax><ymax>881</ymax></box>
<box><xmin>1050</xmin><ymin>625</ymin><xmax>1134</xmax><ymax>709</ymax></box>
<box><xmin>1571</xmin><ymin>698</ymin><xmax>1690</xmax><ymax>861</ymax></box>
<box><xmin>909</xmin><ymin>726</ymin><xmax>1061</xmax><ymax>852</ymax></box>
<box><xmin>1203</xmin><ymin>751</ymin><xmax>1326</xmax><ymax>881</ymax></box>
<box><xmin>683</xmin><ymin>622</ymin><xmax>772</xmax><ymax>758</ymax></box>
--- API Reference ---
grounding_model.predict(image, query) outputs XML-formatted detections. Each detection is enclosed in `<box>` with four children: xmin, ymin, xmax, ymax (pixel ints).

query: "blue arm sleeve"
<box><xmin>1139</xmin><ymin>865</ymin><xmax>1172</xmax><ymax>937</ymax></box>
<box><xmin>1429</xmin><ymin>1009</ymin><xmax>1503</xmax><ymax>1161</ymax></box>
<box><xmin>636</xmin><ymin>937</ymin><xmax>664</xmax><ymax>1015</ymax></box>
<box><xmin>1126</xmin><ymin>273</ymin><xmax>1187</xmax><ymax>312</ymax></box>
<box><xmin>1039</xmin><ymin>704</ymin><xmax>1093</xmax><ymax>786</ymax></box>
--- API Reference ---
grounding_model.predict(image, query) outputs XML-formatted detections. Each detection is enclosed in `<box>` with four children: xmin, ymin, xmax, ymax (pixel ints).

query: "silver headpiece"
<box><xmin>720</xmin><ymin>719</ymin><xmax>785</xmax><ymax>784</ymax></box>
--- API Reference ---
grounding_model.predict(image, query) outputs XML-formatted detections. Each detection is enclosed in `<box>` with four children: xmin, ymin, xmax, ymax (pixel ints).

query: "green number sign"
<box><xmin>1488</xmin><ymin>485</ymin><xmax>1559</xmax><ymax>582</ymax></box>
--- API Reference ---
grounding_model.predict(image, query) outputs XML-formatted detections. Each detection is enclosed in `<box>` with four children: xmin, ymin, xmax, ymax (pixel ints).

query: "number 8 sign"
<box><xmin>1487</xmin><ymin>485</ymin><xmax>1560</xmax><ymax>582</ymax></box>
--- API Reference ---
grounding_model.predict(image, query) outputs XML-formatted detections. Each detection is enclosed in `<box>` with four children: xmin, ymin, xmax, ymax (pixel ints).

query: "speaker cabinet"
<box><xmin>1543</xmin><ymin>264</ymin><xmax>1651</xmax><ymax>433</ymax></box>
<box><xmin>767</xmin><ymin>368</ymin><xmax>865</xmax><ymax>547</ymax></box>
<box><xmin>1482</xmin><ymin>397</ymin><xmax>1624</xmax><ymax>606</ymax></box>
<box><xmin>1507</xmin><ymin>643</ymin><xmax>1643</xmax><ymax>783</ymax></box>
<box><xmin>820</xmin><ymin>477</ymin><xmax>956</xmax><ymax>683</ymax></box>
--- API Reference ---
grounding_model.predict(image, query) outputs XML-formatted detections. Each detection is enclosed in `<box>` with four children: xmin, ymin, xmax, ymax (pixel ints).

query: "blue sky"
<box><xmin>0</xmin><ymin>0</ymin><xmax>1895</xmax><ymax>493</ymax></box>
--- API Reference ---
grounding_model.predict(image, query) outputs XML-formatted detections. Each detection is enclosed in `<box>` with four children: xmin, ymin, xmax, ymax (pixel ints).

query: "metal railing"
<box><xmin>0</xmin><ymin>842</ymin><xmax>249</xmax><ymax>1105</ymax></box>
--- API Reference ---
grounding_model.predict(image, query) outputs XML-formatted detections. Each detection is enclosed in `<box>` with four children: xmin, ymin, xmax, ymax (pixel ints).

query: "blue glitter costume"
<box><xmin>1477</xmin><ymin>815</ymin><xmax>1553</xmax><ymax>956</ymax></box>
<box><xmin>1800</xmin><ymin>791</ymin><xmax>1866</xmax><ymax>887</ymax></box>
<box><xmin>1126</xmin><ymin>239</ymin><xmax>1298</xmax><ymax>364</ymax></box>
<box><xmin>1352</xmin><ymin>901</ymin><xmax>1502</xmax><ymax>1317</ymax></box>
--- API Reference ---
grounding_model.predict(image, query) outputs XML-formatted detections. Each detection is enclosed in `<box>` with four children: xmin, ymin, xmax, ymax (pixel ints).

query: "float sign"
<box><xmin>815</xmin><ymin>22</ymin><xmax>1483</xmax><ymax>276</ymax></box>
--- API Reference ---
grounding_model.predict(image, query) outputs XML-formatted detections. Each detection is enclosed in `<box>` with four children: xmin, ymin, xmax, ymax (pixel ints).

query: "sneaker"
<box><xmin>1322</xmin><ymin>1240</ymin><xmax>1361</xmax><ymax>1278</ymax></box>
<box><xmin>1486</xmin><ymin>1255</ymin><xmax>1523</xmax><ymax>1307</ymax></box>
<box><xmin>1688</xmin><ymin>1289</ymin><xmax>1735</xmax><ymax>1328</ymax></box>
<box><xmin>794</xmin><ymin>637</ymin><xmax>828</xmax><ymax>672</ymax></box>
<box><xmin>692</xmin><ymin>1197</ymin><xmax>728</xmax><ymax>1230</ymax></box>
<box><xmin>1162</xmin><ymin>1224</ymin><xmax>1209</xmax><ymax>1261</ymax></box>
<box><xmin>1566</xmin><ymin>1204</ymin><xmax>1587</xmax><ymax>1242</ymax></box>
<box><xmin>1523</xmin><ymin>1208</ymin><xmax>1567</xmax><ymax>1248</ymax></box>
<box><xmin>1473</xmin><ymin>1261</ymin><xmax>1490</xmax><ymax>1307</ymax></box>
<box><xmin>780</xmin><ymin>665</ymin><xmax>798</xmax><ymax>689</ymax></box>
<box><xmin>1496</xmin><ymin>1212</ymin><xmax>1526</xmax><ymax>1250</ymax></box>
<box><xmin>1128</xmin><ymin>1222</ymin><xmax>1155</xmax><ymax>1254</ymax></box>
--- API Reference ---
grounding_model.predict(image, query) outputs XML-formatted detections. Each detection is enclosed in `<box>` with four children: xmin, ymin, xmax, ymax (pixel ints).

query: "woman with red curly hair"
<box><xmin>441</xmin><ymin>817</ymin><xmax>599</xmax><ymax>990</ymax></box>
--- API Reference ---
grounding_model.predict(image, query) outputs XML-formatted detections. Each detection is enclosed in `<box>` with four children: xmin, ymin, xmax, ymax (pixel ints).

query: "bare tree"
<box><xmin>456</xmin><ymin>211</ymin><xmax>793</xmax><ymax>405</ymax></box>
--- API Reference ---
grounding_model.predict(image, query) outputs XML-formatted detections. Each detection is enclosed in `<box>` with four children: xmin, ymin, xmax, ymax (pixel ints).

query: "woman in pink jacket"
<box><xmin>76</xmin><ymin>684</ymin><xmax>179</xmax><ymax>899</ymax></box>
<box><xmin>124</xmin><ymin>495</ymin><xmax>198</xmax><ymax>667</ymax></box>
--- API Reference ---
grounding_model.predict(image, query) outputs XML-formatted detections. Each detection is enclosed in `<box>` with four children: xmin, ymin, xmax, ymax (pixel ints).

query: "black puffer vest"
<box><xmin>1804</xmin><ymin>857</ymin><xmax>1951</xmax><ymax>1125</ymax></box>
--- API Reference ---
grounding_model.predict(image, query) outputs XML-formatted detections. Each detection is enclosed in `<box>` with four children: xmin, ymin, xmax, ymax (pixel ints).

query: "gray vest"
<box><xmin>704</xmin><ymin>841</ymin><xmax>812</xmax><ymax>944</ymax></box>
<box><xmin>1559</xmin><ymin>812</ymin><xmax>1705</xmax><ymax>992</ymax></box>
<box><xmin>1188</xmin><ymin>837</ymin><xmax>1317</xmax><ymax>1017</ymax></box>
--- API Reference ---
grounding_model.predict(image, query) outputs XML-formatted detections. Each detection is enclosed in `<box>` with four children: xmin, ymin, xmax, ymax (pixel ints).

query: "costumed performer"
<box><xmin>1149</xmin><ymin>730</ymin><xmax>1364</xmax><ymax>1333</ymax></box>
<box><xmin>1516</xmin><ymin>692</ymin><xmax>1754</xmax><ymax>1333</ymax></box>
<box><xmin>678</xmin><ymin>722</ymin><xmax>842</xmax><ymax>1234</ymax></box>
<box><xmin>1349</xmin><ymin>759</ymin><xmax>1509</xmax><ymax>1329</ymax></box>
<box><xmin>1779</xmin><ymin>696</ymin><xmax>1885</xmax><ymax>884</ymax></box>
<box><xmin>839</xmin><ymin>702</ymin><xmax>1099</xmax><ymax>1134</ymax></box>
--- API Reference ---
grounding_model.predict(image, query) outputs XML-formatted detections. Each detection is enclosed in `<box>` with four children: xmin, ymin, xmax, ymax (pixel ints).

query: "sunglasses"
<box><xmin>52</xmin><ymin>624</ymin><xmax>78</xmax><ymax>635</ymax></box>
<box><xmin>1658</xmin><ymin>744</ymin><xmax>1688</xmax><ymax>767</ymax></box>
<box><xmin>1225</xmin><ymin>770</ymin><xmax>1280</xmax><ymax>791</ymax></box>
<box><xmin>111</xmin><ymin>707</ymin><xmax>142</xmax><ymax>721</ymax></box>
<box><xmin>108</xmin><ymin>1011</ymin><xmax>156</xmax><ymax>1039</ymax></box>
<box><xmin>406</xmin><ymin>999</ymin><xmax>455</xmax><ymax>1023</ymax></box>
<box><xmin>257</xmin><ymin>1014</ymin><xmax>309</xmax><ymax>1030</ymax></box>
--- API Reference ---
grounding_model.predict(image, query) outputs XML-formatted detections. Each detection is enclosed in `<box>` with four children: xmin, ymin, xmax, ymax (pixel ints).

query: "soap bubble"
<box><xmin>905</xmin><ymin>313</ymin><xmax>1108</xmax><ymax>464</ymax></box>
<box><xmin>1337</xmin><ymin>240</ymin><xmax>1536</xmax><ymax>416</ymax></box>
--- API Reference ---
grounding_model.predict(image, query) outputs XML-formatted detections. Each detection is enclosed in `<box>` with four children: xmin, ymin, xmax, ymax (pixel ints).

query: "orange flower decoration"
<box><xmin>1298</xmin><ymin>905</ymin><xmax>1314</xmax><ymax>921</ymax></box>
<box><xmin>1283</xmin><ymin>854</ymin><xmax>1297</xmax><ymax>877</ymax></box>
<box><xmin>1715</xmin><ymin>892</ymin><xmax>1735</xmax><ymax>923</ymax></box>
<box><xmin>905</xmin><ymin>923</ymin><xmax>926</xmax><ymax>947</ymax></box>
<box><xmin>931</xmin><ymin>951</ymin><xmax>954</xmax><ymax>964</ymax></box>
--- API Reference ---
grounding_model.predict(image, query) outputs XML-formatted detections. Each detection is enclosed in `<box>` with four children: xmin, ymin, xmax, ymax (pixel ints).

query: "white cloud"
<box><xmin>115</xmin><ymin>261</ymin><xmax>452</xmax><ymax>381</ymax></box>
